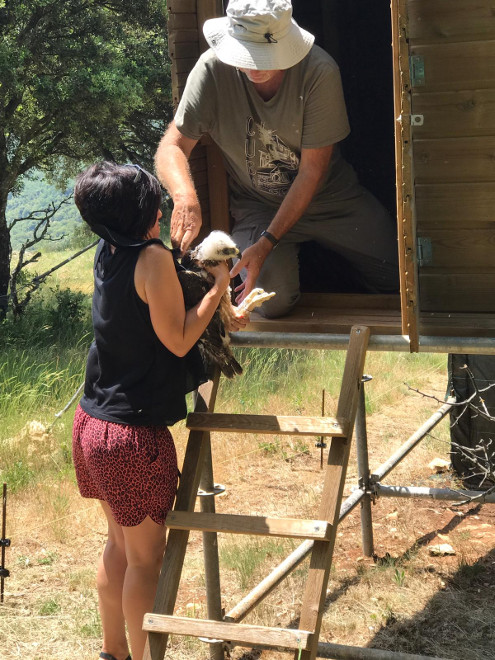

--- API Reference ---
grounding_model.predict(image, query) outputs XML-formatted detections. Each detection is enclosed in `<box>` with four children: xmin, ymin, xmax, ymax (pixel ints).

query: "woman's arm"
<box><xmin>135</xmin><ymin>244</ymin><xmax>230</xmax><ymax>357</ymax></box>
<box><xmin>155</xmin><ymin>121</ymin><xmax>202</xmax><ymax>253</ymax></box>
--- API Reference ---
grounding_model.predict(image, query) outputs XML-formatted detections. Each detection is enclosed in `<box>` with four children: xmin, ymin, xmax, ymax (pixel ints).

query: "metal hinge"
<box><xmin>409</xmin><ymin>54</ymin><xmax>425</xmax><ymax>87</ymax></box>
<box><xmin>417</xmin><ymin>236</ymin><xmax>432</xmax><ymax>267</ymax></box>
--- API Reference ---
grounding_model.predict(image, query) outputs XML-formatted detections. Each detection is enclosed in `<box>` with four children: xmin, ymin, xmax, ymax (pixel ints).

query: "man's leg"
<box><xmin>300</xmin><ymin>189</ymin><xmax>399</xmax><ymax>293</ymax></box>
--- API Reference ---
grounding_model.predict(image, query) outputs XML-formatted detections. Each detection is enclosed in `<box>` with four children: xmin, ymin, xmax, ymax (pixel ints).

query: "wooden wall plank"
<box><xmin>419</xmin><ymin>273</ymin><xmax>495</xmax><ymax>312</ymax></box>
<box><xmin>411</xmin><ymin>41</ymin><xmax>495</xmax><ymax>92</ymax></box>
<box><xmin>174</xmin><ymin>57</ymin><xmax>199</xmax><ymax>74</ymax></box>
<box><xmin>408</xmin><ymin>0</ymin><xmax>495</xmax><ymax>44</ymax></box>
<box><xmin>168</xmin><ymin>0</ymin><xmax>196</xmax><ymax>13</ymax></box>
<box><xmin>169</xmin><ymin>29</ymin><xmax>199</xmax><ymax>44</ymax></box>
<box><xmin>168</xmin><ymin>14</ymin><xmax>197</xmax><ymax>30</ymax></box>
<box><xmin>417</xmin><ymin>229</ymin><xmax>495</xmax><ymax>268</ymax></box>
<box><xmin>416</xmin><ymin>183</ymin><xmax>495</xmax><ymax>228</ymax></box>
<box><xmin>414</xmin><ymin>137</ymin><xmax>495</xmax><ymax>184</ymax></box>
<box><xmin>169</xmin><ymin>41</ymin><xmax>199</xmax><ymax>60</ymax></box>
<box><xmin>412</xmin><ymin>89</ymin><xmax>495</xmax><ymax>139</ymax></box>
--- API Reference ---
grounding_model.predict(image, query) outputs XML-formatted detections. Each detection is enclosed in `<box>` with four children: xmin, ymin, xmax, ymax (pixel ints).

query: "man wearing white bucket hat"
<box><xmin>155</xmin><ymin>0</ymin><xmax>399</xmax><ymax>318</ymax></box>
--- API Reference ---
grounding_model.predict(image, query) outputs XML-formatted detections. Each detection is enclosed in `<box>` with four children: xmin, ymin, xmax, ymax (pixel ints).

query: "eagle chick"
<box><xmin>177</xmin><ymin>231</ymin><xmax>243</xmax><ymax>379</ymax></box>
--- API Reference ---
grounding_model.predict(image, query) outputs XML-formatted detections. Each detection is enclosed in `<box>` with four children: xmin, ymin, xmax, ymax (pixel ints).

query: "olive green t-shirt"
<box><xmin>175</xmin><ymin>45</ymin><xmax>358</xmax><ymax>222</ymax></box>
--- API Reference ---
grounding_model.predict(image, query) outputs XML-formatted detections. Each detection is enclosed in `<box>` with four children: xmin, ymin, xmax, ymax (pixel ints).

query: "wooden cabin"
<box><xmin>167</xmin><ymin>0</ymin><xmax>495</xmax><ymax>352</ymax></box>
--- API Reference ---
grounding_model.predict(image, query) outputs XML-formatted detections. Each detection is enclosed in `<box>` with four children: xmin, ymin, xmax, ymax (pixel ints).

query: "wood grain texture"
<box><xmin>166</xmin><ymin>512</ymin><xmax>333</xmax><ymax>540</ymax></box>
<box><xmin>297</xmin><ymin>326</ymin><xmax>369</xmax><ymax>660</ymax></box>
<box><xmin>411</xmin><ymin>41</ymin><xmax>495</xmax><ymax>92</ymax></box>
<box><xmin>392</xmin><ymin>0</ymin><xmax>419</xmax><ymax>347</ymax></box>
<box><xmin>143</xmin><ymin>615</ymin><xmax>313</xmax><ymax>650</ymax></box>
<box><xmin>416</xmin><ymin>182</ymin><xmax>495</xmax><ymax>228</ymax></box>
<box><xmin>414</xmin><ymin>137</ymin><xmax>495</xmax><ymax>184</ymax></box>
<box><xmin>143</xmin><ymin>379</ymin><xmax>219</xmax><ymax>660</ymax></box>
<box><xmin>408</xmin><ymin>0</ymin><xmax>495</xmax><ymax>44</ymax></box>
<box><xmin>412</xmin><ymin>89</ymin><xmax>495</xmax><ymax>139</ymax></box>
<box><xmin>419</xmin><ymin>272</ymin><xmax>495</xmax><ymax>312</ymax></box>
<box><xmin>186</xmin><ymin>412</ymin><xmax>348</xmax><ymax>437</ymax></box>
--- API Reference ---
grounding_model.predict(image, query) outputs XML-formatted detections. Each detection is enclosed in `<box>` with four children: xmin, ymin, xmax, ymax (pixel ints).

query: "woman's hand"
<box><xmin>205</xmin><ymin>261</ymin><xmax>231</xmax><ymax>294</ymax></box>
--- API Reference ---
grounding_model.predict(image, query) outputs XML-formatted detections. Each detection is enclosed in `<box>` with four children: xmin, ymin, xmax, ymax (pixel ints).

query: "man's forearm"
<box><xmin>264</xmin><ymin>145</ymin><xmax>333</xmax><ymax>242</ymax></box>
<box><xmin>266</xmin><ymin>169</ymin><xmax>323</xmax><ymax>240</ymax></box>
<box><xmin>155</xmin><ymin>139</ymin><xmax>197</xmax><ymax>201</ymax></box>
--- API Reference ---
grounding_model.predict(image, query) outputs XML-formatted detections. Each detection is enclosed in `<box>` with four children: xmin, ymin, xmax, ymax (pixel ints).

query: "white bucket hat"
<box><xmin>203</xmin><ymin>0</ymin><xmax>315</xmax><ymax>71</ymax></box>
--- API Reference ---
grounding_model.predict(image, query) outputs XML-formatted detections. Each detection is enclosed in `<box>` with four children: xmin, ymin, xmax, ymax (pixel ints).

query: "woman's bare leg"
<box><xmin>121</xmin><ymin>515</ymin><xmax>167</xmax><ymax>660</ymax></box>
<box><xmin>98</xmin><ymin>500</ymin><xmax>130</xmax><ymax>660</ymax></box>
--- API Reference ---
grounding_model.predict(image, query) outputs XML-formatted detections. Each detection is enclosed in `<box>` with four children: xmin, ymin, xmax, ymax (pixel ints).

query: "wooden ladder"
<box><xmin>143</xmin><ymin>325</ymin><xmax>370</xmax><ymax>660</ymax></box>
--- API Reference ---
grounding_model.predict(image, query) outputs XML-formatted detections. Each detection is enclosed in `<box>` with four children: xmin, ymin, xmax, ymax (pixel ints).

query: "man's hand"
<box><xmin>230</xmin><ymin>239</ymin><xmax>272</xmax><ymax>304</ymax></box>
<box><xmin>170</xmin><ymin>193</ymin><xmax>202</xmax><ymax>254</ymax></box>
<box><xmin>155</xmin><ymin>122</ymin><xmax>201</xmax><ymax>253</ymax></box>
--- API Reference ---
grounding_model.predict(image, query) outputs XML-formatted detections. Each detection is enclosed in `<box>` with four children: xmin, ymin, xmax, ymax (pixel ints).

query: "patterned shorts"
<box><xmin>72</xmin><ymin>405</ymin><xmax>178</xmax><ymax>527</ymax></box>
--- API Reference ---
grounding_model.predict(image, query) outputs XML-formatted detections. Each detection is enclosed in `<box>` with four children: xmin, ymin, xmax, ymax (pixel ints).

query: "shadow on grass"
<box><xmin>368</xmin><ymin>545</ymin><xmax>495</xmax><ymax>660</ymax></box>
<box><xmin>233</xmin><ymin>504</ymin><xmax>494</xmax><ymax>660</ymax></box>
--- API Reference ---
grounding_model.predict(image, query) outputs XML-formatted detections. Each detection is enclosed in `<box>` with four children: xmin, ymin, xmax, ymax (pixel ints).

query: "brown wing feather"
<box><xmin>177</xmin><ymin>268</ymin><xmax>242</xmax><ymax>379</ymax></box>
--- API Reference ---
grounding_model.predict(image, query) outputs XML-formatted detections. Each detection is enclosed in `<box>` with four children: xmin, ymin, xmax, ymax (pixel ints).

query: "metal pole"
<box><xmin>1</xmin><ymin>483</ymin><xmax>10</xmax><ymax>604</ymax></box>
<box><xmin>232</xmin><ymin>331</ymin><xmax>495</xmax><ymax>354</ymax></box>
<box><xmin>355</xmin><ymin>375</ymin><xmax>374</xmax><ymax>556</ymax></box>
<box><xmin>371</xmin><ymin>399</ymin><xmax>454</xmax><ymax>482</ymax></box>
<box><xmin>375</xmin><ymin>484</ymin><xmax>495</xmax><ymax>503</ymax></box>
<box><xmin>224</xmin><ymin>401</ymin><xmax>454</xmax><ymax>623</ymax></box>
<box><xmin>316</xmin><ymin>641</ymin><xmax>452</xmax><ymax>660</ymax></box>
<box><xmin>225</xmin><ymin>486</ymin><xmax>365</xmax><ymax>623</ymax></box>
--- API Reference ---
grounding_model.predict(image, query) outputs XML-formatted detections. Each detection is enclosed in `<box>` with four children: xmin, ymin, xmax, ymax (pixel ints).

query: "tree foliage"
<box><xmin>0</xmin><ymin>0</ymin><xmax>172</xmax><ymax>316</ymax></box>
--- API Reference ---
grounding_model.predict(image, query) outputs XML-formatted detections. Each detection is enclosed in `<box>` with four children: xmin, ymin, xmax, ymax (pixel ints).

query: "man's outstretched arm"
<box><xmin>155</xmin><ymin>121</ymin><xmax>201</xmax><ymax>253</ymax></box>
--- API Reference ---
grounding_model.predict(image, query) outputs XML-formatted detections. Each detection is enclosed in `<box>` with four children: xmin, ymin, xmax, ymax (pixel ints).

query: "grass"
<box><xmin>3</xmin><ymin>243</ymin><xmax>493</xmax><ymax>660</ymax></box>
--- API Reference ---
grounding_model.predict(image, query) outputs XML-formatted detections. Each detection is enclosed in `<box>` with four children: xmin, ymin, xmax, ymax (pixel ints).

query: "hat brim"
<box><xmin>203</xmin><ymin>16</ymin><xmax>314</xmax><ymax>70</ymax></box>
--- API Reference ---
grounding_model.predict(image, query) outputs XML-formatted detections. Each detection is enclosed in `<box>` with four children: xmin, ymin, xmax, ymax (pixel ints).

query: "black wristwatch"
<box><xmin>260</xmin><ymin>230</ymin><xmax>279</xmax><ymax>247</ymax></box>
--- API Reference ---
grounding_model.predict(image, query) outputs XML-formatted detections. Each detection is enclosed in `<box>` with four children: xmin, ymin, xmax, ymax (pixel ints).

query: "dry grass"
<box><xmin>1</xmin><ymin>353</ymin><xmax>495</xmax><ymax>659</ymax></box>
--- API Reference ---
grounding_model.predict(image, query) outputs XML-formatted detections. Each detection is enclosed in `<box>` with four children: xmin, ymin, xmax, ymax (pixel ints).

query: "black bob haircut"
<box><xmin>74</xmin><ymin>161</ymin><xmax>162</xmax><ymax>240</ymax></box>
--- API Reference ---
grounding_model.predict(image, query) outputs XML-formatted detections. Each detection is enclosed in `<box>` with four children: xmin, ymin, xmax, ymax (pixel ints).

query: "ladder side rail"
<box><xmin>296</xmin><ymin>325</ymin><xmax>370</xmax><ymax>660</ymax></box>
<box><xmin>143</xmin><ymin>377</ymin><xmax>220</xmax><ymax>660</ymax></box>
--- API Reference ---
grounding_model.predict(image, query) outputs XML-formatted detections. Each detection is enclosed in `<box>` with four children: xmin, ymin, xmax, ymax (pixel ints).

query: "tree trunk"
<box><xmin>0</xmin><ymin>197</ymin><xmax>11</xmax><ymax>320</ymax></box>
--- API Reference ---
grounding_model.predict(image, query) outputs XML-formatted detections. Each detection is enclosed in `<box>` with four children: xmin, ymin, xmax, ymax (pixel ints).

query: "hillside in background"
<box><xmin>7</xmin><ymin>174</ymin><xmax>81</xmax><ymax>250</ymax></box>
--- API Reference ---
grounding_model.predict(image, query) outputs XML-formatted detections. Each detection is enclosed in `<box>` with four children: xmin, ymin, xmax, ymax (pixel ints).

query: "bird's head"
<box><xmin>191</xmin><ymin>231</ymin><xmax>240</xmax><ymax>264</ymax></box>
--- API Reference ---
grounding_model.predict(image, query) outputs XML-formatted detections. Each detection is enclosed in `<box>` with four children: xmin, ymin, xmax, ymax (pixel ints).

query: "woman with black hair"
<box><xmin>72</xmin><ymin>161</ymin><xmax>243</xmax><ymax>660</ymax></box>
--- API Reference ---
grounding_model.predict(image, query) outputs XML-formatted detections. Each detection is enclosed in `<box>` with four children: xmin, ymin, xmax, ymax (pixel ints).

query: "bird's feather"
<box><xmin>177</xmin><ymin>232</ymin><xmax>243</xmax><ymax>379</ymax></box>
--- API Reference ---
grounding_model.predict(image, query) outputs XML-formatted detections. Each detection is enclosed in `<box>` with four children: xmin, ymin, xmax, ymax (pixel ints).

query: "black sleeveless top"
<box><xmin>79</xmin><ymin>239</ymin><xmax>206</xmax><ymax>426</ymax></box>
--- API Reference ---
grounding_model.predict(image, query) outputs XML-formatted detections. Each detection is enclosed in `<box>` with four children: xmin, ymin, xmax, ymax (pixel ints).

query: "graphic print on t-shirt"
<box><xmin>245</xmin><ymin>116</ymin><xmax>299</xmax><ymax>197</ymax></box>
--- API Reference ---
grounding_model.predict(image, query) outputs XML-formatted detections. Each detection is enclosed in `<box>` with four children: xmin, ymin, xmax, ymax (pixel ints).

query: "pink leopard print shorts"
<box><xmin>72</xmin><ymin>405</ymin><xmax>178</xmax><ymax>526</ymax></box>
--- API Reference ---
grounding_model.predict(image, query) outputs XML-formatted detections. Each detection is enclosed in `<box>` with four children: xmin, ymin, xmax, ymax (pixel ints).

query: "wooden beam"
<box><xmin>166</xmin><ymin>512</ymin><xmax>333</xmax><ymax>540</ymax></box>
<box><xmin>186</xmin><ymin>412</ymin><xmax>348</xmax><ymax>437</ymax></box>
<box><xmin>296</xmin><ymin>326</ymin><xmax>369</xmax><ymax>660</ymax></box>
<box><xmin>143</xmin><ymin>378</ymin><xmax>220</xmax><ymax>660</ymax></box>
<box><xmin>143</xmin><ymin>615</ymin><xmax>313</xmax><ymax>651</ymax></box>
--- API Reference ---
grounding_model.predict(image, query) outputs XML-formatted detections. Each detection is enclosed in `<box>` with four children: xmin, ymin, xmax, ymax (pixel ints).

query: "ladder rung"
<box><xmin>186</xmin><ymin>412</ymin><xmax>348</xmax><ymax>437</ymax></box>
<box><xmin>143</xmin><ymin>614</ymin><xmax>313</xmax><ymax>650</ymax></box>
<box><xmin>166</xmin><ymin>511</ymin><xmax>332</xmax><ymax>540</ymax></box>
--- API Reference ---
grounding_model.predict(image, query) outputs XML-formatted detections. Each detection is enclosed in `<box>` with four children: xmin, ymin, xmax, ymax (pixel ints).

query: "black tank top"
<box><xmin>80</xmin><ymin>239</ymin><xmax>206</xmax><ymax>426</ymax></box>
